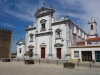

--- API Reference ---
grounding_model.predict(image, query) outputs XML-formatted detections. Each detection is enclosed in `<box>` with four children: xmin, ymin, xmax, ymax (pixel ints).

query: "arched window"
<box><xmin>55</xmin><ymin>29</ymin><xmax>62</xmax><ymax>39</ymax></box>
<box><xmin>40</xmin><ymin>19</ymin><xmax>47</xmax><ymax>31</ymax></box>
<box><xmin>19</xmin><ymin>48</ymin><xmax>22</xmax><ymax>53</ymax></box>
<box><xmin>91</xmin><ymin>25</ymin><xmax>93</xmax><ymax>30</ymax></box>
<box><xmin>41</xmin><ymin>23</ymin><xmax>45</xmax><ymax>30</ymax></box>
<box><xmin>29</xmin><ymin>33</ymin><xmax>33</xmax><ymax>42</ymax></box>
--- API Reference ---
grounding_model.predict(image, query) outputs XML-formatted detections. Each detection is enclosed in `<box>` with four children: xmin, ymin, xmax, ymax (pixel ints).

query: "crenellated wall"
<box><xmin>0</xmin><ymin>28</ymin><xmax>12</xmax><ymax>58</ymax></box>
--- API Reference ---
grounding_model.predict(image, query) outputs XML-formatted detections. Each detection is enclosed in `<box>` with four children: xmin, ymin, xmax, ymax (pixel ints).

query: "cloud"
<box><xmin>0</xmin><ymin>0</ymin><xmax>37</xmax><ymax>22</ymax></box>
<box><xmin>3</xmin><ymin>23</ymin><xmax>14</xmax><ymax>28</ymax></box>
<box><xmin>4</xmin><ymin>9</ymin><xmax>35</xmax><ymax>22</ymax></box>
<box><xmin>55</xmin><ymin>0</ymin><xmax>100</xmax><ymax>35</ymax></box>
<box><xmin>0</xmin><ymin>0</ymin><xmax>100</xmax><ymax>35</ymax></box>
<box><xmin>0</xmin><ymin>22</ymin><xmax>15</xmax><ymax>28</ymax></box>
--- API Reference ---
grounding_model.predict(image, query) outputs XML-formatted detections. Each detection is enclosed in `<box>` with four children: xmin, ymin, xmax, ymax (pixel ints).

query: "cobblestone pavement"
<box><xmin>0</xmin><ymin>61</ymin><xmax>100</xmax><ymax>75</ymax></box>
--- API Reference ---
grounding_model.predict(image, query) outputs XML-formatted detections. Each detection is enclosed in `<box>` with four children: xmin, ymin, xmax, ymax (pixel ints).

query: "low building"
<box><xmin>16</xmin><ymin>39</ymin><xmax>25</xmax><ymax>59</ymax></box>
<box><xmin>70</xmin><ymin>46</ymin><xmax>100</xmax><ymax>62</ymax></box>
<box><xmin>70</xmin><ymin>19</ymin><xmax>100</xmax><ymax>62</ymax></box>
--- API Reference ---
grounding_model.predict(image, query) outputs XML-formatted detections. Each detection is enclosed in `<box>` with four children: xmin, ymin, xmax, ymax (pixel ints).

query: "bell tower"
<box><xmin>34</xmin><ymin>0</ymin><xmax>55</xmax><ymax>33</ymax></box>
<box><xmin>88</xmin><ymin>18</ymin><xmax>98</xmax><ymax>38</ymax></box>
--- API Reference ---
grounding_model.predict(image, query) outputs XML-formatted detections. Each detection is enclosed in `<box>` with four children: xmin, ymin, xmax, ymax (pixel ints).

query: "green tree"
<box><xmin>25</xmin><ymin>50</ymin><xmax>33</xmax><ymax>60</ymax></box>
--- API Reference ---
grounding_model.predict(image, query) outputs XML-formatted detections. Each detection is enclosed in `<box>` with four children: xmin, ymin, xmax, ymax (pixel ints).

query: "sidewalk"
<box><xmin>74</xmin><ymin>61</ymin><xmax>100</xmax><ymax>69</ymax></box>
<box><xmin>0</xmin><ymin>61</ymin><xmax>100</xmax><ymax>75</ymax></box>
<box><xmin>11</xmin><ymin>58</ymin><xmax>100</xmax><ymax>69</ymax></box>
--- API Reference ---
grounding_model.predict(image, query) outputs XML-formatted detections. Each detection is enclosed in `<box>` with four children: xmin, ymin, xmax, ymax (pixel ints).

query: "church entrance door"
<box><xmin>41</xmin><ymin>47</ymin><xmax>45</xmax><ymax>58</ymax></box>
<box><xmin>56</xmin><ymin>48</ymin><xmax>61</xmax><ymax>59</ymax></box>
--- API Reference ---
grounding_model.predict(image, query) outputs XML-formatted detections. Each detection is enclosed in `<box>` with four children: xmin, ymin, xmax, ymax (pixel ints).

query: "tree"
<box><xmin>25</xmin><ymin>50</ymin><xmax>33</xmax><ymax>60</ymax></box>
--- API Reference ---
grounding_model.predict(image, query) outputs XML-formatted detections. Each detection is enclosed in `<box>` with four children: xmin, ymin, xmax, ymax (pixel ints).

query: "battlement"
<box><xmin>0</xmin><ymin>28</ymin><xmax>12</xmax><ymax>58</ymax></box>
<box><xmin>0</xmin><ymin>28</ymin><xmax>12</xmax><ymax>33</ymax></box>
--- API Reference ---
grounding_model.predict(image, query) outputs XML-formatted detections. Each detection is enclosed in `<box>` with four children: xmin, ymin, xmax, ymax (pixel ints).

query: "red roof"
<box><xmin>76</xmin><ymin>41</ymin><xmax>85</xmax><ymax>45</ymax></box>
<box><xmin>87</xmin><ymin>37</ymin><xmax>100</xmax><ymax>42</ymax></box>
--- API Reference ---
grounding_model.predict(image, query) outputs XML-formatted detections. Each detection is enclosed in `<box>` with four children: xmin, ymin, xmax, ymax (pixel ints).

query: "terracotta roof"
<box><xmin>76</xmin><ymin>41</ymin><xmax>85</xmax><ymax>45</ymax></box>
<box><xmin>87</xmin><ymin>37</ymin><xmax>100</xmax><ymax>42</ymax></box>
<box><xmin>70</xmin><ymin>46</ymin><xmax>100</xmax><ymax>48</ymax></box>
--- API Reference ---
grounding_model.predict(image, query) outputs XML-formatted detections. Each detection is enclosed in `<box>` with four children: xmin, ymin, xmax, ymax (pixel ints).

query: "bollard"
<box><xmin>17</xmin><ymin>58</ymin><xmax>19</xmax><ymax>62</ymax></box>
<box><xmin>47</xmin><ymin>59</ymin><xmax>49</xmax><ymax>65</ymax></box>
<box><xmin>39</xmin><ymin>59</ymin><xmax>40</xmax><ymax>64</ymax></box>
<box><xmin>56</xmin><ymin>60</ymin><xmax>58</xmax><ymax>66</ymax></box>
<box><xmin>89</xmin><ymin>62</ymin><xmax>91</xmax><ymax>69</ymax></box>
<box><xmin>77</xmin><ymin>61</ymin><xmax>79</xmax><ymax>67</ymax></box>
<box><xmin>77</xmin><ymin>59</ymin><xmax>80</xmax><ymax>67</ymax></box>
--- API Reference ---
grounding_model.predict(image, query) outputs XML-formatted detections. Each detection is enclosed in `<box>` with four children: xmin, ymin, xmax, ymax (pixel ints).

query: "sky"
<box><xmin>0</xmin><ymin>0</ymin><xmax>100</xmax><ymax>53</ymax></box>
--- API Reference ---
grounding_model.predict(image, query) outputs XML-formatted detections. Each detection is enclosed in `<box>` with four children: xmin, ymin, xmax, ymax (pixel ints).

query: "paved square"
<box><xmin>0</xmin><ymin>61</ymin><xmax>100</xmax><ymax>75</ymax></box>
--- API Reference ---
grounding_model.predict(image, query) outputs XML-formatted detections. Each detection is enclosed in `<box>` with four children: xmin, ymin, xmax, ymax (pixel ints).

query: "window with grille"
<box><xmin>74</xmin><ymin>51</ymin><xmax>79</xmax><ymax>57</ymax></box>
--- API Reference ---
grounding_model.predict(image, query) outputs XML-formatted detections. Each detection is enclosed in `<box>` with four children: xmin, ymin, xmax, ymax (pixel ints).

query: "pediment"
<box><xmin>17</xmin><ymin>39</ymin><xmax>25</xmax><ymax>45</ymax></box>
<box><xmin>54</xmin><ymin>43</ymin><xmax>63</xmax><ymax>47</ymax></box>
<box><xmin>28</xmin><ymin>45</ymin><xmax>34</xmax><ymax>48</ymax></box>
<box><xmin>40</xmin><ymin>19</ymin><xmax>47</xmax><ymax>24</ymax></box>
<box><xmin>40</xmin><ymin>43</ymin><xmax>47</xmax><ymax>47</ymax></box>
<box><xmin>34</xmin><ymin>7</ymin><xmax>55</xmax><ymax>18</ymax></box>
<box><xmin>35</xmin><ymin>7</ymin><xmax>51</xmax><ymax>15</ymax></box>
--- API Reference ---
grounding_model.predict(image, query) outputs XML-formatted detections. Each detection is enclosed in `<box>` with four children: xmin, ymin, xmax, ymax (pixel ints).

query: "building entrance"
<box><xmin>95</xmin><ymin>51</ymin><xmax>100</xmax><ymax>62</ymax></box>
<box><xmin>56</xmin><ymin>48</ymin><xmax>61</xmax><ymax>59</ymax></box>
<box><xmin>41</xmin><ymin>47</ymin><xmax>45</xmax><ymax>58</ymax></box>
<box><xmin>82</xmin><ymin>51</ymin><xmax>92</xmax><ymax>61</ymax></box>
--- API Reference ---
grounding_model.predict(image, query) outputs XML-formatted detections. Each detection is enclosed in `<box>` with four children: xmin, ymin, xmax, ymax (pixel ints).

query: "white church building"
<box><xmin>16</xmin><ymin>4</ymin><xmax>100</xmax><ymax>62</ymax></box>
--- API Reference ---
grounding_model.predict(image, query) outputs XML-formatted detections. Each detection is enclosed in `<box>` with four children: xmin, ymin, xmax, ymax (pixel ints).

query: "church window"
<box><xmin>73</xmin><ymin>34</ymin><xmax>76</xmax><ymax>44</ymax></box>
<box><xmin>55</xmin><ymin>29</ymin><xmax>62</xmax><ymax>39</ymax></box>
<box><xmin>29</xmin><ymin>33</ymin><xmax>33</xmax><ymax>42</ymax></box>
<box><xmin>41</xmin><ymin>23</ymin><xmax>46</xmax><ymax>31</ymax></box>
<box><xmin>40</xmin><ymin>19</ymin><xmax>47</xmax><ymax>31</ymax></box>
<box><xmin>91</xmin><ymin>25</ymin><xmax>93</xmax><ymax>30</ymax></box>
<box><xmin>19</xmin><ymin>48</ymin><xmax>22</xmax><ymax>53</ymax></box>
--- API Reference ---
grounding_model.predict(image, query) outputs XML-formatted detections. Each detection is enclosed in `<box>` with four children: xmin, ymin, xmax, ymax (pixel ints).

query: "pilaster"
<box><xmin>49</xmin><ymin>15</ymin><xmax>52</xmax><ymax>57</ymax></box>
<box><xmin>66</xmin><ymin>23</ymin><xmax>70</xmax><ymax>54</ymax></box>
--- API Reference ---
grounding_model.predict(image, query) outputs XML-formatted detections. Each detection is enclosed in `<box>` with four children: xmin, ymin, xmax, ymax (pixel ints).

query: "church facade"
<box><xmin>17</xmin><ymin>5</ymin><xmax>88</xmax><ymax>60</ymax></box>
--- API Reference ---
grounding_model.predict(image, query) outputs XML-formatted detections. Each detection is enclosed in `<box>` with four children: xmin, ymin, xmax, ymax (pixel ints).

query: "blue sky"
<box><xmin>0</xmin><ymin>0</ymin><xmax>100</xmax><ymax>53</ymax></box>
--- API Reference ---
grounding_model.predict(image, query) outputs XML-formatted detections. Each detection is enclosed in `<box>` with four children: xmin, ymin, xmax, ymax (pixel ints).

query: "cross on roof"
<box><xmin>42</xmin><ymin>0</ymin><xmax>46</xmax><ymax>7</ymax></box>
